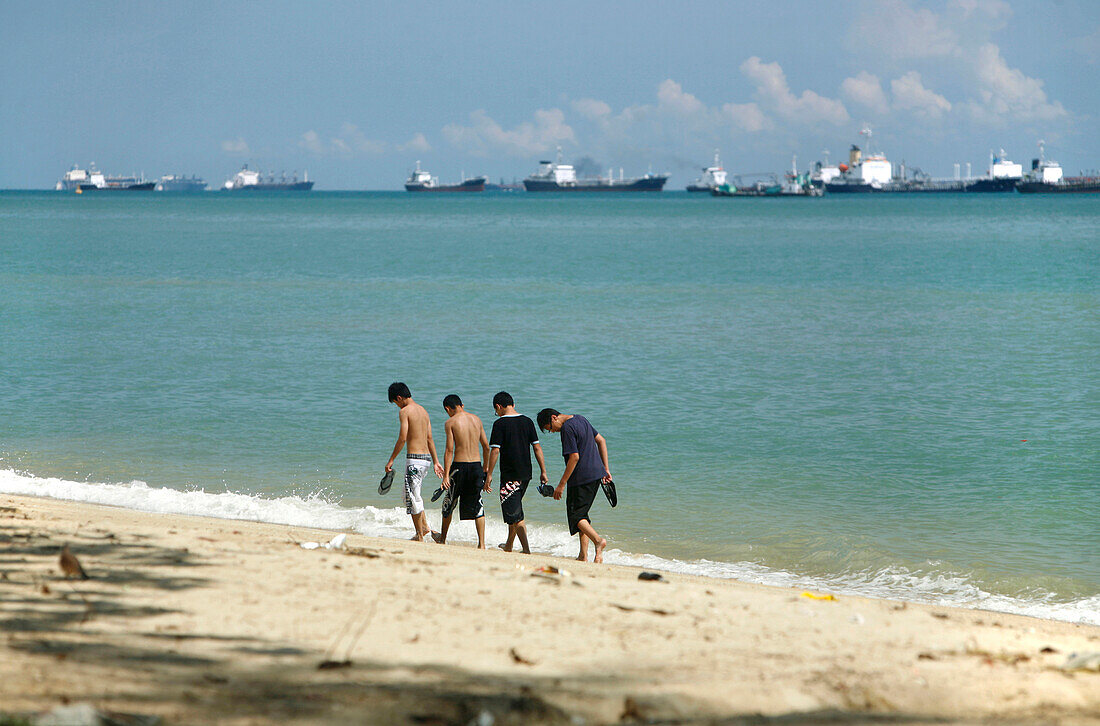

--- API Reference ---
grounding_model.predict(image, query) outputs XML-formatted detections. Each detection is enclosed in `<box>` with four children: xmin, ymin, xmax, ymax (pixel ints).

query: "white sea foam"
<box><xmin>2</xmin><ymin>468</ymin><xmax>1097</xmax><ymax>626</ymax></box>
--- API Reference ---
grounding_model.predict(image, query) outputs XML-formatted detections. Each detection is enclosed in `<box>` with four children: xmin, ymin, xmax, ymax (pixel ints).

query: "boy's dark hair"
<box><xmin>493</xmin><ymin>391</ymin><xmax>514</xmax><ymax>408</ymax></box>
<box><xmin>536</xmin><ymin>408</ymin><xmax>559</xmax><ymax>431</ymax></box>
<box><xmin>442</xmin><ymin>394</ymin><xmax>463</xmax><ymax>410</ymax></box>
<box><xmin>388</xmin><ymin>382</ymin><xmax>411</xmax><ymax>402</ymax></box>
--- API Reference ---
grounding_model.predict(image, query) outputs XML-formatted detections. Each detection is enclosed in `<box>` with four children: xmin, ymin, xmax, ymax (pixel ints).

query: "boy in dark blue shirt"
<box><xmin>536</xmin><ymin>408</ymin><xmax>611</xmax><ymax>563</ymax></box>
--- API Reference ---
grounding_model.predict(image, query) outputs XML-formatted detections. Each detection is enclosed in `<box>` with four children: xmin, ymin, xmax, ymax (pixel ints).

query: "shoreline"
<box><xmin>2</xmin><ymin>493</ymin><xmax>1098</xmax><ymax>724</ymax></box>
<box><xmin>1</xmin><ymin>468</ymin><xmax>1095</xmax><ymax>627</ymax></box>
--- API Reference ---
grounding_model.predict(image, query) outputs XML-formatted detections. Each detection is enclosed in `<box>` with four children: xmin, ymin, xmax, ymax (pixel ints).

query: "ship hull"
<box><xmin>1016</xmin><ymin>179</ymin><xmax>1100</xmax><ymax>194</ymax></box>
<box><xmin>406</xmin><ymin>177</ymin><xmax>486</xmax><ymax>192</ymax></box>
<box><xmin>78</xmin><ymin>182</ymin><xmax>155</xmax><ymax>192</ymax></box>
<box><xmin>229</xmin><ymin>182</ymin><xmax>314</xmax><ymax>191</ymax></box>
<box><xmin>686</xmin><ymin>184</ymin><xmax>713</xmax><ymax>192</ymax></box>
<box><xmin>824</xmin><ymin>182</ymin><xmax>878</xmax><ymax>193</ymax></box>
<box><xmin>964</xmin><ymin>178</ymin><xmax>1019</xmax><ymax>192</ymax></box>
<box><xmin>523</xmin><ymin>176</ymin><xmax>668</xmax><ymax>192</ymax></box>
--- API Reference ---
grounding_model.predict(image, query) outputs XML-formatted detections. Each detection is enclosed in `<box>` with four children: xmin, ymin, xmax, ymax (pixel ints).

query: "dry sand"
<box><xmin>1</xmin><ymin>493</ymin><xmax>1097</xmax><ymax>725</ymax></box>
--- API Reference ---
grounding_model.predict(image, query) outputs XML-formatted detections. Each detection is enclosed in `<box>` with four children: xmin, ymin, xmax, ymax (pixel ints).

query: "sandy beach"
<box><xmin>1</xmin><ymin>494</ymin><xmax>1097</xmax><ymax>725</ymax></box>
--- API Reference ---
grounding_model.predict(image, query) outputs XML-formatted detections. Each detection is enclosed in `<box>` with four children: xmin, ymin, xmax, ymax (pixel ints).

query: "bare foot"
<box><xmin>575</xmin><ymin>553</ymin><xmax>587</xmax><ymax>562</ymax></box>
<box><xmin>478</xmin><ymin>543</ymin><xmax>486</xmax><ymax>550</ymax></box>
<box><xmin>432</xmin><ymin>532</ymin><xmax>445</xmax><ymax>544</ymax></box>
<box><xmin>594</xmin><ymin>537</ymin><xmax>607</xmax><ymax>564</ymax></box>
<box><xmin>498</xmin><ymin>543</ymin><xmax>512</xmax><ymax>552</ymax></box>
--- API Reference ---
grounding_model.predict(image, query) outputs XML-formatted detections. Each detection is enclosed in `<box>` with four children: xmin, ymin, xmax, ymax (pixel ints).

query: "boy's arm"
<box><xmin>427</xmin><ymin>417</ymin><xmax>444</xmax><ymax>479</ymax></box>
<box><xmin>555</xmin><ymin>453</ymin><xmax>579</xmax><ymax>500</ymax></box>
<box><xmin>385</xmin><ymin>409</ymin><xmax>409</xmax><ymax>472</ymax></box>
<box><xmin>441</xmin><ymin>420</ymin><xmax>455</xmax><ymax>488</ymax></box>
<box><xmin>479</xmin><ymin>421</ymin><xmax>492</xmax><ymax>492</ymax></box>
<box><xmin>594</xmin><ymin>434</ymin><xmax>611</xmax><ymax>480</ymax></box>
<box><xmin>485</xmin><ymin>448</ymin><xmax>499</xmax><ymax>481</ymax></box>
<box><xmin>532</xmin><ymin>442</ymin><xmax>548</xmax><ymax>485</ymax></box>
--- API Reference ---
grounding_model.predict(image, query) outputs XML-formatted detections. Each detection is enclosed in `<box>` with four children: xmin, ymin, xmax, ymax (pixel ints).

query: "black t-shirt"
<box><xmin>489</xmin><ymin>414</ymin><xmax>539</xmax><ymax>482</ymax></box>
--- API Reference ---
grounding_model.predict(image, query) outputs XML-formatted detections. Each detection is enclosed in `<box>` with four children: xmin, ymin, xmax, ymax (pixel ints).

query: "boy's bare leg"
<box><xmin>516</xmin><ymin>521</ymin><xmax>530</xmax><ymax>554</ymax></box>
<box><xmin>500</xmin><ymin>524</ymin><xmax>516</xmax><ymax>552</ymax></box>
<box><xmin>576</xmin><ymin>520</ymin><xmax>607</xmax><ymax>563</ymax></box>
<box><xmin>475</xmin><ymin>517</ymin><xmax>486</xmax><ymax>550</ymax></box>
<box><xmin>410</xmin><ymin>513</ymin><xmax>424</xmax><ymax>541</ymax></box>
<box><xmin>434</xmin><ymin>514</ymin><xmax>452</xmax><ymax>544</ymax></box>
<box><xmin>416</xmin><ymin>511</ymin><xmax>433</xmax><ymax>541</ymax></box>
<box><xmin>577</xmin><ymin>533</ymin><xmax>589</xmax><ymax>561</ymax></box>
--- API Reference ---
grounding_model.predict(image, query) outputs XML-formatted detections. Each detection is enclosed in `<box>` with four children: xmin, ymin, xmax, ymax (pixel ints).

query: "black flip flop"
<box><xmin>537</xmin><ymin>483</ymin><xmax>554</xmax><ymax>498</ymax></box>
<box><xmin>601</xmin><ymin>479</ymin><xmax>618</xmax><ymax>507</ymax></box>
<box><xmin>431</xmin><ymin>486</ymin><xmax>445</xmax><ymax>502</ymax></box>
<box><xmin>378</xmin><ymin>470</ymin><xmax>394</xmax><ymax>496</ymax></box>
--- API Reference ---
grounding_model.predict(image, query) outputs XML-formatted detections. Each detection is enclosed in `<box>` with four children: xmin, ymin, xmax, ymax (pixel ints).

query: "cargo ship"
<box><xmin>964</xmin><ymin>149</ymin><xmax>1022</xmax><ymax>192</ymax></box>
<box><xmin>1016</xmin><ymin>141</ymin><xmax>1100</xmax><ymax>193</ymax></box>
<box><xmin>824</xmin><ymin>127</ymin><xmax>892</xmax><ymax>193</ymax></box>
<box><xmin>686</xmin><ymin>150</ymin><xmax>728</xmax><ymax>192</ymax></box>
<box><xmin>156</xmin><ymin>174</ymin><xmax>207</xmax><ymax>192</ymax></box>
<box><xmin>57</xmin><ymin>164</ymin><xmax>154</xmax><ymax>192</ymax></box>
<box><xmin>712</xmin><ymin>156</ymin><xmax>821</xmax><ymax>197</ymax></box>
<box><xmin>404</xmin><ymin>162</ymin><xmax>485</xmax><ymax>192</ymax></box>
<box><xmin>222</xmin><ymin>165</ymin><xmax>313</xmax><ymax>191</ymax></box>
<box><xmin>523</xmin><ymin>148</ymin><xmax>668</xmax><ymax>191</ymax></box>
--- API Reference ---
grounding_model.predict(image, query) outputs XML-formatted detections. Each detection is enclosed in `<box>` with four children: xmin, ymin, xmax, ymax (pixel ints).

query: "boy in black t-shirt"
<box><xmin>485</xmin><ymin>391</ymin><xmax>547</xmax><ymax>554</ymax></box>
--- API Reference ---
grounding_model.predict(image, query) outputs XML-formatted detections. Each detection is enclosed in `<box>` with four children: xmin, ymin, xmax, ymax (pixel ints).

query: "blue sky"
<box><xmin>2</xmin><ymin>1</ymin><xmax>1098</xmax><ymax>189</ymax></box>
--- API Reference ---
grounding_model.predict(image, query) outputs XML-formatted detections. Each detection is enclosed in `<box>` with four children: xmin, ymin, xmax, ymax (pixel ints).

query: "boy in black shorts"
<box><xmin>485</xmin><ymin>391</ymin><xmax>547</xmax><ymax>554</ymax></box>
<box><xmin>536</xmin><ymin>408</ymin><xmax>610</xmax><ymax>563</ymax></box>
<box><xmin>438</xmin><ymin>394</ymin><xmax>491</xmax><ymax>548</ymax></box>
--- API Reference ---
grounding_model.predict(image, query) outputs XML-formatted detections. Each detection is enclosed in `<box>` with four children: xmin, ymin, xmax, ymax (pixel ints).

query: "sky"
<box><xmin>2</xmin><ymin>0</ymin><xmax>1099</xmax><ymax>189</ymax></box>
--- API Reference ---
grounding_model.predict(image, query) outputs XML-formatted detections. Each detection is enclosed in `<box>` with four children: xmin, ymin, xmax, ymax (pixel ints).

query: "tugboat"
<box><xmin>1016</xmin><ymin>140</ymin><xmax>1100</xmax><ymax>194</ymax></box>
<box><xmin>686</xmin><ymin>150</ymin><xmax>728</xmax><ymax>192</ymax></box>
<box><xmin>712</xmin><ymin>156</ymin><xmax>821</xmax><ymax>197</ymax></box>
<box><xmin>523</xmin><ymin>147</ymin><xmax>668</xmax><ymax>191</ymax></box>
<box><xmin>824</xmin><ymin>127</ymin><xmax>892</xmax><ymax>193</ymax></box>
<box><xmin>964</xmin><ymin>149</ymin><xmax>1023</xmax><ymax>192</ymax></box>
<box><xmin>156</xmin><ymin>174</ymin><xmax>207</xmax><ymax>192</ymax></box>
<box><xmin>222</xmin><ymin>165</ymin><xmax>313</xmax><ymax>191</ymax></box>
<box><xmin>404</xmin><ymin>162</ymin><xmax>486</xmax><ymax>192</ymax></box>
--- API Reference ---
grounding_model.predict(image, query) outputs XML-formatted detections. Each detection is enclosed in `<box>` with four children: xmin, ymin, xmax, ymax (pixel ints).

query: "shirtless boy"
<box><xmin>485</xmin><ymin>391</ymin><xmax>547</xmax><ymax>554</ymax></box>
<box><xmin>385</xmin><ymin>382</ymin><xmax>444</xmax><ymax>542</ymax></box>
<box><xmin>436</xmin><ymin>394</ymin><xmax>490</xmax><ymax>549</ymax></box>
<box><xmin>536</xmin><ymin>408</ymin><xmax>610</xmax><ymax>563</ymax></box>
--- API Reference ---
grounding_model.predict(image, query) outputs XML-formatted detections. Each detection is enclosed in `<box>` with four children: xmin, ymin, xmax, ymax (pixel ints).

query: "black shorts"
<box><xmin>566</xmin><ymin>479</ymin><xmax>600</xmax><ymax>535</ymax></box>
<box><xmin>442</xmin><ymin>462</ymin><xmax>485</xmax><ymax>520</ymax></box>
<box><xmin>498</xmin><ymin>480</ymin><xmax>529</xmax><ymax>525</ymax></box>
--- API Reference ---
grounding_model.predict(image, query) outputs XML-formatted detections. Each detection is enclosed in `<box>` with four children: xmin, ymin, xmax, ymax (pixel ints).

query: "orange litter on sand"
<box><xmin>801</xmin><ymin>591</ymin><xmax>837</xmax><ymax>601</ymax></box>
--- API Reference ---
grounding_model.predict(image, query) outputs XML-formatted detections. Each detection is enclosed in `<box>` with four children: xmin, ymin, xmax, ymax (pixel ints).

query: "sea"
<box><xmin>1</xmin><ymin>189</ymin><xmax>1097</xmax><ymax>625</ymax></box>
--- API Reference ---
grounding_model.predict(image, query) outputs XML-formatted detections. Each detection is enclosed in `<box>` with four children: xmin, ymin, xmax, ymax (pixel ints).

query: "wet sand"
<box><xmin>1</xmin><ymin>494</ymin><xmax>1098</xmax><ymax>725</ymax></box>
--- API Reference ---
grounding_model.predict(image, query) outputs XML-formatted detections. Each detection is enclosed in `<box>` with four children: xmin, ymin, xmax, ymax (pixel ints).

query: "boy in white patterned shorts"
<box><xmin>385</xmin><ymin>382</ymin><xmax>444</xmax><ymax>541</ymax></box>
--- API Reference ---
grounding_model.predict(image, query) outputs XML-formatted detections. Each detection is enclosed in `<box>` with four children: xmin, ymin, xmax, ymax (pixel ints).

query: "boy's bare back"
<box><xmin>403</xmin><ymin>402</ymin><xmax>433</xmax><ymax>455</ymax></box>
<box><xmin>446</xmin><ymin>411</ymin><xmax>484</xmax><ymax>463</ymax></box>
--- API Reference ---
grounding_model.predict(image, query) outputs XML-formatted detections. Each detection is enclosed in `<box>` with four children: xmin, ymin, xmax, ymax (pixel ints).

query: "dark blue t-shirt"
<box><xmin>560</xmin><ymin>415</ymin><xmax>604</xmax><ymax>486</ymax></box>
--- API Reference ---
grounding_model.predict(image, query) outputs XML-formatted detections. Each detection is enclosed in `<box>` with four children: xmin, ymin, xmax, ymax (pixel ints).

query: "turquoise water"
<box><xmin>2</xmin><ymin>190</ymin><xmax>1097</xmax><ymax>622</ymax></box>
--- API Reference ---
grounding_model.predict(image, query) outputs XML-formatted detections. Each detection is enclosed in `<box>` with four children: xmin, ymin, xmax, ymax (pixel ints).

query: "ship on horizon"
<box><xmin>57</xmin><ymin>164</ymin><xmax>155</xmax><ymax>192</ymax></box>
<box><xmin>156</xmin><ymin>174</ymin><xmax>207</xmax><ymax>192</ymax></box>
<box><xmin>404</xmin><ymin>161</ymin><xmax>485</xmax><ymax>192</ymax></box>
<box><xmin>824</xmin><ymin>127</ymin><xmax>892</xmax><ymax>193</ymax></box>
<box><xmin>222</xmin><ymin>165</ymin><xmax>313</xmax><ymax>191</ymax></box>
<box><xmin>523</xmin><ymin>148</ymin><xmax>668</xmax><ymax>192</ymax></box>
<box><xmin>686</xmin><ymin>150</ymin><xmax>728</xmax><ymax>192</ymax></box>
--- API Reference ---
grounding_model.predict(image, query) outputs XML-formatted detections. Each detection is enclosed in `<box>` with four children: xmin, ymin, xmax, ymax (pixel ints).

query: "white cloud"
<box><xmin>571</xmin><ymin>98</ymin><xmax>612</xmax><ymax>120</ymax></box>
<box><xmin>398</xmin><ymin>133</ymin><xmax>432</xmax><ymax>153</ymax></box>
<box><xmin>890</xmin><ymin>71</ymin><xmax>952</xmax><ymax>119</ymax></box>
<box><xmin>300</xmin><ymin>124</ymin><xmax>387</xmax><ymax>156</ymax></box>
<box><xmin>722</xmin><ymin>102</ymin><xmax>769</xmax><ymax>132</ymax></box>
<box><xmin>656</xmin><ymin>79</ymin><xmax>705</xmax><ymax>115</ymax></box>
<box><xmin>842</xmin><ymin>72</ymin><xmax>890</xmax><ymax>115</ymax></box>
<box><xmin>969</xmin><ymin>43</ymin><xmax>1066</xmax><ymax>123</ymax></box>
<box><xmin>849</xmin><ymin>0</ymin><xmax>959</xmax><ymax>58</ymax></box>
<box><xmin>221</xmin><ymin>137</ymin><xmax>250</xmax><ymax>155</ymax></box>
<box><xmin>740</xmin><ymin>57</ymin><xmax>849</xmax><ymax>126</ymax></box>
<box><xmin>442</xmin><ymin>108</ymin><xmax>575</xmax><ymax>157</ymax></box>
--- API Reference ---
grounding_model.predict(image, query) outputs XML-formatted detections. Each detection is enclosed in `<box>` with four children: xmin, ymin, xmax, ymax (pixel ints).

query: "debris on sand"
<box><xmin>638</xmin><ymin>571</ymin><xmax>665</xmax><ymax>582</ymax></box>
<box><xmin>59</xmin><ymin>545</ymin><xmax>89</xmax><ymax>580</ymax></box>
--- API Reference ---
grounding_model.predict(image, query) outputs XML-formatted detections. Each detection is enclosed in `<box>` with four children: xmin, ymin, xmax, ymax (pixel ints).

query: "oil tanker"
<box><xmin>222</xmin><ymin>165</ymin><xmax>313</xmax><ymax>191</ymax></box>
<box><xmin>404</xmin><ymin>162</ymin><xmax>485</xmax><ymax>192</ymax></box>
<box><xmin>523</xmin><ymin>148</ymin><xmax>667</xmax><ymax>192</ymax></box>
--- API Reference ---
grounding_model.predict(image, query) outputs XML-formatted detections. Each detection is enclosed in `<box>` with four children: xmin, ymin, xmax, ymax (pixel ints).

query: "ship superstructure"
<box><xmin>222</xmin><ymin>165</ymin><xmax>313</xmax><ymax>191</ymax></box>
<box><xmin>824</xmin><ymin>127</ymin><xmax>892</xmax><ymax>193</ymax></box>
<box><xmin>1016</xmin><ymin>140</ymin><xmax>1100</xmax><ymax>193</ymax></box>
<box><xmin>686</xmin><ymin>150</ymin><xmax>728</xmax><ymax>192</ymax></box>
<box><xmin>523</xmin><ymin>148</ymin><xmax>667</xmax><ymax>192</ymax></box>
<box><xmin>964</xmin><ymin>149</ymin><xmax>1023</xmax><ymax>192</ymax></box>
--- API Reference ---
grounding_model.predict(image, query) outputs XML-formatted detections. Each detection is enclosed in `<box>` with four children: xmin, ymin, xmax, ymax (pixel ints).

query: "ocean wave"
<box><xmin>2</xmin><ymin>468</ymin><xmax>1096</xmax><ymax>626</ymax></box>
